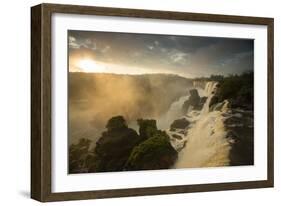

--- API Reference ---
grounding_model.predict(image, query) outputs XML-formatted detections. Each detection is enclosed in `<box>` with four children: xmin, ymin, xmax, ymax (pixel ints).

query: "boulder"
<box><xmin>182</xmin><ymin>89</ymin><xmax>201</xmax><ymax>113</ymax></box>
<box><xmin>93</xmin><ymin>116</ymin><xmax>143</xmax><ymax>172</ymax></box>
<box><xmin>200</xmin><ymin>96</ymin><xmax>208</xmax><ymax>105</ymax></box>
<box><xmin>209</xmin><ymin>95</ymin><xmax>219</xmax><ymax>108</ymax></box>
<box><xmin>170</xmin><ymin>118</ymin><xmax>190</xmax><ymax>130</ymax></box>
<box><xmin>189</xmin><ymin>88</ymin><xmax>199</xmax><ymax>97</ymax></box>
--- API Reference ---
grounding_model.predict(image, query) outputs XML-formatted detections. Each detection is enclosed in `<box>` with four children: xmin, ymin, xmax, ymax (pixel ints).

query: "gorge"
<box><xmin>68</xmin><ymin>72</ymin><xmax>254</xmax><ymax>173</ymax></box>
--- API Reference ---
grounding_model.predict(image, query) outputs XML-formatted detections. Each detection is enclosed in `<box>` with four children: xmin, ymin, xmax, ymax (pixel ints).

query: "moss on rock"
<box><xmin>125</xmin><ymin>131</ymin><xmax>178</xmax><ymax>170</ymax></box>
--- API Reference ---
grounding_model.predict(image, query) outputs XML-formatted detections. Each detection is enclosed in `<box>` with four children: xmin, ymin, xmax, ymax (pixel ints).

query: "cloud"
<box><xmin>81</xmin><ymin>38</ymin><xmax>97</xmax><ymax>50</ymax></box>
<box><xmin>101</xmin><ymin>45</ymin><xmax>111</xmax><ymax>53</ymax></box>
<box><xmin>69</xmin><ymin>36</ymin><xmax>80</xmax><ymax>49</ymax></box>
<box><xmin>147</xmin><ymin>45</ymin><xmax>154</xmax><ymax>50</ymax></box>
<box><xmin>68</xmin><ymin>35</ymin><xmax>98</xmax><ymax>51</ymax></box>
<box><xmin>69</xmin><ymin>36</ymin><xmax>76</xmax><ymax>42</ymax></box>
<box><xmin>169</xmin><ymin>50</ymin><xmax>189</xmax><ymax>65</ymax></box>
<box><xmin>68</xmin><ymin>30</ymin><xmax>253</xmax><ymax>77</ymax></box>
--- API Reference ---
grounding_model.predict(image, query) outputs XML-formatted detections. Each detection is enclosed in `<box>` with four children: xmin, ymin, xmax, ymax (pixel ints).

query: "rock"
<box><xmin>200</xmin><ymin>97</ymin><xmax>208</xmax><ymax>105</ymax></box>
<box><xmin>106</xmin><ymin>115</ymin><xmax>127</xmax><ymax>131</ymax></box>
<box><xmin>209</xmin><ymin>95</ymin><xmax>219</xmax><ymax>108</ymax></box>
<box><xmin>182</xmin><ymin>89</ymin><xmax>201</xmax><ymax>113</ymax></box>
<box><xmin>170</xmin><ymin>118</ymin><xmax>190</xmax><ymax>130</ymax></box>
<box><xmin>228</xmin><ymin>126</ymin><xmax>254</xmax><ymax>166</ymax></box>
<box><xmin>125</xmin><ymin>131</ymin><xmax>178</xmax><ymax>170</ymax></box>
<box><xmin>229</xmin><ymin>98</ymin><xmax>253</xmax><ymax>110</ymax></box>
<box><xmin>172</xmin><ymin>134</ymin><xmax>183</xmax><ymax>140</ymax></box>
<box><xmin>69</xmin><ymin>138</ymin><xmax>92</xmax><ymax>173</ymax></box>
<box><xmin>71</xmin><ymin>117</ymin><xmax>180</xmax><ymax>173</ymax></box>
<box><xmin>137</xmin><ymin>119</ymin><xmax>157</xmax><ymax>140</ymax></box>
<box><xmin>178</xmin><ymin>140</ymin><xmax>187</xmax><ymax>151</ymax></box>
<box><xmin>212</xmin><ymin>101</ymin><xmax>228</xmax><ymax>111</ymax></box>
<box><xmin>196</xmin><ymin>96</ymin><xmax>208</xmax><ymax>111</ymax></box>
<box><xmin>225</xmin><ymin>111</ymin><xmax>254</xmax><ymax>166</ymax></box>
<box><xmin>189</xmin><ymin>88</ymin><xmax>199</xmax><ymax>97</ymax></box>
<box><xmin>93</xmin><ymin>116</ymin><xmax>144</xmax><ymax>172</ymax></box>
<box><xmin>178</xmin><ymin>130</ymin><xmax>187</xmax><ymax>135</ymax></box>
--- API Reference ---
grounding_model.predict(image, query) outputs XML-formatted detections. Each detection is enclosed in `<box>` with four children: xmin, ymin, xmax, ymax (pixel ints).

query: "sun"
<box><xmin>77</xmin><ymin>59</ymin><xmax>106</xmax><ymax>73</ymax></box>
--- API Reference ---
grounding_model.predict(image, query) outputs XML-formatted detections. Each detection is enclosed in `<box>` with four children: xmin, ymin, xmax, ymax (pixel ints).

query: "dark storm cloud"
<box><xmin>68</xmin><ymin>30</ymin><xmax>254</xmax><ymax>77</ymax></box>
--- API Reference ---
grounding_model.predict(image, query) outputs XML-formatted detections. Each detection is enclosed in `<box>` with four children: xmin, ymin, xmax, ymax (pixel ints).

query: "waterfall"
<box><xmin>158</xmin><ymin>85</ymin><xmax>204</xmax><ymax>129</ymax></box>
<box><xmin>201</xmin><ymin>81</ymin><xmax>218</xmax><ymax>114</ymax></box>
<box><xmin>204</xmin><ymin>81</ymin><xmax>217</xmax><ymax>96</ymax></box>
<box><xmin>158</xmin><ymin>95</ymin><xmax>189</xmax><ymax>129</ymax></box>
<box><xmin>171</xmin><ymin>81</ymin><xmax>231</xmax><ymax>168</ymax></box>
<box><xmin>174</xmin><ymin>110</ymin><xmax>230</xmax><ymax>168</ymax></box>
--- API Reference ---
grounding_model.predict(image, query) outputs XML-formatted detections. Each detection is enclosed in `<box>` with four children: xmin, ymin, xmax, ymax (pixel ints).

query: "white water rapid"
<box><xmin>167</xmin><ymin>81</ymin><xmax>232</xmax><ymax>168</ymax></box>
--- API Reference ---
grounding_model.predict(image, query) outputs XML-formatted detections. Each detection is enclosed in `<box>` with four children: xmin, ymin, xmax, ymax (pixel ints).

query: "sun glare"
<box><xmin>77</xmin><ymin>59</ymin><xmax>106</xmax><ymax>73</ymax></box>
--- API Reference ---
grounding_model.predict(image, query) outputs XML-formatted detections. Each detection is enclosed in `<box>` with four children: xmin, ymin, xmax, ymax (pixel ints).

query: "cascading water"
<box><xmin>158</xmin><ymin>87</ymin><xmax>205</xmax><ymax>129</ymax></box>
<box><xmin>200</xmin><ymin>81</ymin><xmax>219</xmax><ymax>115</ymax></box>
<box><xmin>167</xmin><ymin>81</ymin><xmax>231</xmax><ymax>168</ymax></box>
<box><xmin>158</xmin><ymin>95</ymin><xmax>190</xmax><ymax>129</ymax></box>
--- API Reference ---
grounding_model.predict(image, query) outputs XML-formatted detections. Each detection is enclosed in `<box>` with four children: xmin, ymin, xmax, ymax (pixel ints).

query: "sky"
<box><xmin>68</xmin><ymin>30</ymin><xmax>254</xmax><ymax>78</ymax></box>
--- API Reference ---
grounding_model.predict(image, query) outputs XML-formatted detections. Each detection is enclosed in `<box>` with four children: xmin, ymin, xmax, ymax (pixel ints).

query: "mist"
<box><xmin>69</xmin><ymin>72</ymin><xmax>192</xmax><ymax>144</ymax></box>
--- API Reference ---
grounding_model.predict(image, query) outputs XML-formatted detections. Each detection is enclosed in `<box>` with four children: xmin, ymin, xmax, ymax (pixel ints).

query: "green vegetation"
<box><xmin>92</xmin><ymin>116</ymin><xmax>143</xmax><ymax>172</ymax></box>
<box><xmin>106</xmin><ymin>115</ymin><xmax>127</xmax><ymax>131</ymax></box>
<box><xmin>217</xmin><ymin>71</ymin><xmax>253</xmax><ymax>109</ymax></box>
<box><xmin>69</xmin><ymin>138</ymin><xmax>92</xmax><ymax>173</ymax></box>
<box><xmin>137</xmin><ymin>119</ymin><xmax>157</xmax><ymax>139</ymax></box>
<box><xmin>69</xmin><ymin>115</ymin><xmax>178</xmax><ymax>173</ymax></box>
<box><xmin>69</xmin><ymin>71</ymin><xmax>254</xmax><ymax>173</ymax></box>
<box><xmin>125</xmin><ymin>130</ymin><xmax>177</xmax><ymax>170</ymax></box>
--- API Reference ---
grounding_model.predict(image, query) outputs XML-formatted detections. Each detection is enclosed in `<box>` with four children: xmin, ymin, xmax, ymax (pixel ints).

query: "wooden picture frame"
<box><xmin>31</xmin><ymin>3</ymin><xmax>274</xmax><ymax>202</ymax></box>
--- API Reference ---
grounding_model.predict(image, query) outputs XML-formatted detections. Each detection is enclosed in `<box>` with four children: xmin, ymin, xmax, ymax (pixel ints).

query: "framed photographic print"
<box><xmin>31</xmin><ymin>3</ymin><xmax>274</xmax><ymax>202</ymax></box>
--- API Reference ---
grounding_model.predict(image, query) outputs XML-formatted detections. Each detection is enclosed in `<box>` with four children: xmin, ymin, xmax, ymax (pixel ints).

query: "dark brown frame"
<box><xmin>31</xmin><ymin>3</ymin><xmax>274</xmax><ymax>202</ymax></box>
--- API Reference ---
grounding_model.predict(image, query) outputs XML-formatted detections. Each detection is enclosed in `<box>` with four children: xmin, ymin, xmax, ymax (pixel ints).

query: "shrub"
<box><xmin>125</xmin><ymin>131</ymin><xmax>177</xmax><ymax>170</ymax></box>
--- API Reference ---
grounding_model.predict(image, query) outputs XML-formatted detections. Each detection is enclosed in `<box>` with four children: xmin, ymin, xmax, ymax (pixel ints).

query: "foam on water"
<box><xmin>166</xmin><ymin>81</ymin><xmax>232</xmax><ymax>168</ymax></box>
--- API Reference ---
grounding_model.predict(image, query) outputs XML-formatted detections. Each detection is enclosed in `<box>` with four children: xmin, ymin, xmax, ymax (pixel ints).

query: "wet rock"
<box><xmin>169</xmin><ymin>128</ymin><xmax>176</xmax><ymax>132</ymax></box>
<box><xmin>170</xmin><ymin>118</ymin><xmax>190</xmax><ymax>130</ymax></box>
<box><xmin>178</xmin><ymin>130</ymin><xmax>187</xmax><ymax>135</ymax></box>
<box><xmin>172</xmin><ymin>134</ymin><xmax>183</xmax><ymax>140</ymax></box>
<box><xmin>182</xmin><ymin>89</ymin><xmax>201</xmax><ymax>113</ymax></box>
<box><xmin>190</xmin><ymin>88</ymin><xmax>199</xmax><ymax>97</ymax></box>
<box><xmin>209</xmin><ymin>95</ymin><xmax>219</xmax><ymax>108</ymax></box>
<box><xmin>200</xmin><ymin>96</ymin><xmax>208</xmax><ymax>105</ymax></box>
<box><xmin>180</xmin><ymin>140</ymin><xmax>187</xmax><ymax>151</ymax></box>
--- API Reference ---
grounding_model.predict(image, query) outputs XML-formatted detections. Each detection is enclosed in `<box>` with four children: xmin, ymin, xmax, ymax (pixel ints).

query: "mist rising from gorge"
<box><xmin>69</xmin><ymin>72</ymin><xmax>193</xmax><ymax>143</ymax></box>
